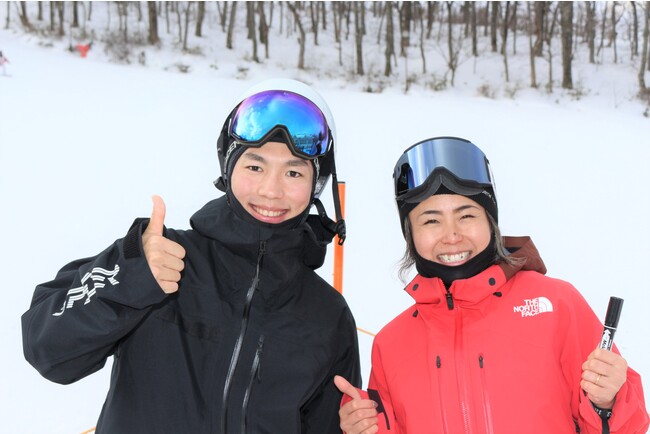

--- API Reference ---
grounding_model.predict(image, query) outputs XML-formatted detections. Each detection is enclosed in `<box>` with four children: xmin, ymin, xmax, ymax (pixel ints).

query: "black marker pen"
<box><xmin>599</xmin><ymin>296</ymin><xmax>624</xmax><ymax>351</ymax></box>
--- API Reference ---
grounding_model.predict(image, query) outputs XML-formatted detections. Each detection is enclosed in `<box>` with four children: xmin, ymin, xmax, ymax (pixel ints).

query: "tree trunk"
<box><xmin>49</xmin><ymin>1</ymin><xmax>55</xmax><ymax>32</ymax></box>
<box><xmin>490</xmin><ymin>1</ymin><xmax>498</xmax><ymax>52</ymax></box>
<box><xmin>585</xmin><ymin>1</ymin><xmax>596</xmax><ymax>63</ymax></box>
<box><xmin>470</xmin><ymin>1</ymin><xmax>477</xmax><ymax>56</ymax></box>
<box><xmin>226</xmin><ymin>1</ymin><xmax>237</xmax><ymax>49</ymax></box>
<box><xmin>148</xmin><ymin>2</ymin><xmax>160</xmax><ymax>45</ymax></box>
<box><xmin>502</xmin><ymin>2</ymin><xmax>510</xmax><ymax>82</ymax></box>
<box><xmin>5</xmin><ymin>1</ymin><xmax>10</xmax><ymax>30</ymax></box>
<box><xmin>182</xmin><ymin>2</ymin><xmax>191</xmax><ymax>50</ymax></box>
<box><xmin>560</xmin><ymin>1</ymin><xmax>573</xmax><ymax>89</ymax></box>
<box><xmin>500</xmin><ymin>1</ymin><xmax>510</xmax><ymax>56</ymax></box>
<box><xmin>638</xmin><ymin>2</ymin><xmax>649</xmax><ymax>93</ymax></box>
<box><xmin>545</xmin><ymin>4</ymin><xmax>560</xmax><ymax>92</ymax></box>
<box><xmin>597</xmin><ymin>2</ymin><xmax>607</xmax><ymax>58</ymax></box>
<box><xmin>354</xmin><ymin>1</ymin><xmax>364</xmax><ymax>75</ymax></box>
<box><xmin>88</xmin><ymin>1</ymin><xmax>92</xmax><ymax>21</ymax></box>
<box><xmin>610</xmin><ymin>2</ymin><xmax>619</xmax><ymax>63</ymax></box>
<box><xmin>631</xmin><ymin>2</ymin><xmax>639</xmax><ymax>57</ymax></box>
<box><xmin>385</xmin><ymin>1</ymin><xmax>394</xmax><ymax>76</ymax></box>
<box><xmin>533</xmin><ymin>1</ymin><xmax>546</xmax><ymax>57</ymax></box>
<box><xmin>446</xmin><ymin>1</ymin><xmax>458</xmax><ymax>86</ymax></box>
<box><xmin>57</xmin><ymin>1</ymin><xmax>64</xmax><ymax>36</ymax></box>
<box><xmin>258</xmin><ymin>2</ymin><xmax>269</xmax><ymax>59</ymax></box>
<box><xmin>526</xmin><ymin>2</ymin><xmax>537</xmax><ymax>88</ymax></box>
<box><xmin>37</xmin><ymin>2</ymin><xmax>43</xmax><ymax>21</ymax></box>
<box><xmin>18</xmin><ymin>1</ymin><xmax>33</xmax><ymax>30</ymax></box>
<box><xmin>399</xmin><ymin>2</ymin><xmax>411</xmax><ymax>57</ymax></box>
<box><xmin>246</xmin><ymin>1</ymin><xmax>259</xmax><ymax>62</ymax></box>
<box><xmin>71</xmin><ymin>1</ymin><xmax>79</xmax><ymax>27</ymax></box>
<box><xmin>287</xmin><ymin>2</ymin><xmax>306</xmax><ymax>69</ymax></box>
<box><xmin>195</xmin><ymin>1</ymin><xmax>205</xmax><ymax>37</ymax></box>
<box><xmin>310</xmin><ymin>2</ymin><xmax>319</xmax><ymax>45</ymax></box>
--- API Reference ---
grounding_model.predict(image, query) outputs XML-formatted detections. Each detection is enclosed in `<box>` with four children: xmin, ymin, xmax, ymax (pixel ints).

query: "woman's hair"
<box><xmin>397</xmin><ymin>212</ymin><xmax>521</xmax><ymax>283</ymax></box>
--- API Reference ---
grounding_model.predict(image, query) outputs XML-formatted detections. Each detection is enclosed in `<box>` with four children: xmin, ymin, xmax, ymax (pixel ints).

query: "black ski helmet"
<box><xmin>214</xmin><ymin>79</ymin><xmax>345</xmax><ymax>242</ymax></box>
<box><xmin>393</xmin><ymin>136</ymin><xmax>498</xmax><ymax>237</ymax></box>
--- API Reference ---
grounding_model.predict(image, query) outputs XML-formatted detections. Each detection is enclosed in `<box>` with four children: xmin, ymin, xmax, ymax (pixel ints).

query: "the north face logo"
<box><xmin>513</xmin><ymin>297</ymin><xmax>553</xmax><ymax>317</ymax></box>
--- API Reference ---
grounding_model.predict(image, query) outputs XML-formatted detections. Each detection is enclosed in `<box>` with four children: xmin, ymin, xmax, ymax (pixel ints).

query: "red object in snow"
<box><xmin>76</xmin><ymin>43</ymin><xmax>92</xmax><ymax>58</ymax></box>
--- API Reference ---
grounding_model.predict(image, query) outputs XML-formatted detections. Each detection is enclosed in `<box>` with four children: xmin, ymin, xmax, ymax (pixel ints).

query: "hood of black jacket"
<box><xmin>189</xmin><ymin>196</ymin><xmax>330</xmax><ymax>271</ymax></box>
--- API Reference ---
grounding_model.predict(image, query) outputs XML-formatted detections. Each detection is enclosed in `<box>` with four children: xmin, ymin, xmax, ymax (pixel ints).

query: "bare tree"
<box><xmin>490</xmin><ymin>0</ymin><xmax>498</xmax><ymax>52</ymax></box>
<box><xmin>196</xmin><ymin>1</ymin><xmax>206</xmax><ymax>37</ymax></box>
<box><xmin>533</xmin><ymin>1</ymin><xmax>546</xmax><ymax>56</ymax></box>
<box><xmin>16</xmin><ymin>1</ymin><xmax>33</xmax><ymax>31</ymax></box>
<box><xmin>444</xmin><ymin>1</ymin><xmax>463</xmax><ymax>86</ymax></box>
<box><xmin>416</xmin><ymin>2</ymin><xmax>426</xmax><ymax>74</ymax></box>
<box><xmin>182</xmin><ymin>2</ymin><xmax>192</xmax><ymax>51</ymax></box>
<box><xmin>226</xmin><ymin>1</ymin><xmax>237</xmax><ymax>49</ymax></box>
<box><xmin>217</xmin><ymin>2</ymin><xmax>228</xmax><ymax>33</ymax></box>
<box><xmin>148</xmin><ymin>2</ymin><xmax>160</xmax><ymax>45</ymax></box>
<box><xmin>310</xmin><ymin>2</ymin><xmax>319</xmax><ymax>45</ymax></box>
<box><xmin>287</xmin><ymin>2</ymin><xmax>306</xmax><ymax>69</ymax></box>
<box><xmin>470</xmin><ymin>1</ymin><xmax>477</xmax><ymax>56</ymax></box>
<box><xmin>354</xmin><ymin>1</ymin><xmax>364</xmax><ymax>75</ymax></box>
<box><xmin>501</xmin><ymin>2</ymin><xmax>511</xmax><ymax>82</ymax></box>
<box><xmin>544</xmin><ymin>3</ymin><xmax>560</xmax><ymax>92</ymax></box>
<box><xmin>526</xmin><ymin>2</ymin><xmax>538</xmax><ymax>88</ymax></box>
<box><xmin>246</xmin><ymin>1</ymin><xmax>259</xmax><ymax>62</ymax></box>
<box><xmin>4</xmin><ymin>1</ymin><xmax>10</xmax><ymax>30</ymax></box>
<box><xmin>71</xmin><ymin>1</ymin><xmax>79</xmax><ymax>27</ymax></box>
<box><xmin>37</xmin><ymin>2</ymin><xmax>43</xmax><ymax>21</ymax></box>
<box><xmin>631</xmin><ymin>2</ymin><xmax>639</xmax><ymax>58</ymax></box>
<box><xmin>610</xmin><ymin>1</ymin><xmax>620</xmax><ymax>63</ymax></box>
<box><xmin>585</xmin><ymin>1</ymin><xmax>596</xmax><ymax>63</ymax></box>
<box><xmin>57</xmin><ymin>1</ymin><xmax>65</xmax><ymax>36</ymax></box>
<box><xmin>385</xmin><ymin>1</ymin><xmax>395</xmax><ymax>76</ymax></box>
<box><xmin>258</xmin><ymin>2</ymin><xmax>269</xmax><ymax>59</ymax></box>
<box><xmin>399</xmin><ymin>2</ymin><xmax>411</xmax><ymax>57</ymax></box>
<box><xmin>560</xmin><ymin>1</ymin><xmax>574</xmax><ymax>89</ymax></box>
<box><xmin>639</xmin><ymin>3</ymin><xmax>649</xmax><ymax>95</ymax></box>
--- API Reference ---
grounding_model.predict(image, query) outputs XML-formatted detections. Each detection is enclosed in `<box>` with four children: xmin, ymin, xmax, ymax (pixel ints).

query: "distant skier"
<box><xmin>68</xmin><ymin>42</ymin><xmax>93</xmax><ymax>58</ymax></box>
<box><xmin>0</xmin><ymin>50</ymin><xmax>9</xmax><ymax>76</ymax></box>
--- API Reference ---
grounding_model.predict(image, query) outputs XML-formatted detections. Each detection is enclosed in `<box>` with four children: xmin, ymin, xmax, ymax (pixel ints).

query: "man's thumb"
<box><xmin>334</xmin><ymin>375</ymin><xmax>361</xmax><ymax>400</ymax></box>
<box><xmin>147</xmin><ymin>195</ymin><xmax>166</xmax><ymax>236</ymax></box>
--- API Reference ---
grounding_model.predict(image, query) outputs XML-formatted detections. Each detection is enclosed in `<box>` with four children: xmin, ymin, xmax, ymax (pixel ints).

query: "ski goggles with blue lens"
<box><xmin>394</xmin><ymin>137</ymin><xmax>494</xmax><ymax>200</ymax></box>
<box><xmin>229</xmin><ymin>90</ymin><xmax>331</xmax><ymax>159</ymax></box>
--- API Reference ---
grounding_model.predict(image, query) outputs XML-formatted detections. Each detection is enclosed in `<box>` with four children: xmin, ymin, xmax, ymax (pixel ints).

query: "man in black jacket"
<box><xmin>22</xmin><ymin>79</ymin><xmax>361</xmax><ymax>433</ymax></box>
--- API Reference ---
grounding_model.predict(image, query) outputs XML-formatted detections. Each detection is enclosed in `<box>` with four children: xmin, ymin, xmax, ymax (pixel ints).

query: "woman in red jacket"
<box><xmin>336</xmin><ymin>137</ymin><xmax>649</xmax><ymax>434</ymax></box>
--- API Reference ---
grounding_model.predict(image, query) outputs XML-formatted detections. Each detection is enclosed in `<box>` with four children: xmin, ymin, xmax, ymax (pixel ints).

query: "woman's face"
<box><xmin>230</xmin><ymin>141</ymin><xmax>314</xmax><ymax>224</ymax></box>
<box><xmin>408</xmin><ymin>194</ymin><xmax>491</xmax><ymax>266</ymax></box>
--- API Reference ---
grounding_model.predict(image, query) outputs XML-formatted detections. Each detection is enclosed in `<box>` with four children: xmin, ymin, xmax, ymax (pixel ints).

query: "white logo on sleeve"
<box><xmin>53</xmin><ymin>265</ymin><xmax>120</xmax><ymax>317</ymax></box>
<box><xmin>513</xmin><ymin>297</ymin><xmax>554</xmax><ymax>317</ymax></box>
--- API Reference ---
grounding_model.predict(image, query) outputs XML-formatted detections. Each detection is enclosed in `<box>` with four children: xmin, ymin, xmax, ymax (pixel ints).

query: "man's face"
<box><xmin>230</xmin><ymin>141</ymin><xmax>314</xmax><ymax>223</ymax></box>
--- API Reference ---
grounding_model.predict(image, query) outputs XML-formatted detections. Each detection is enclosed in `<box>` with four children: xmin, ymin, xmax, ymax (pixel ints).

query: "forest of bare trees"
<box><xmin>5</xmin><ymin>1</ymin><xmax>650</xmax><ymax>101</ymax></box>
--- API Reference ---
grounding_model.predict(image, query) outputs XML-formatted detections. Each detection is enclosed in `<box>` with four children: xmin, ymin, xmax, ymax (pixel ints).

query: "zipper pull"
<box><xmin>436</xmin><ymin>355</ymin><xmax>441</xmax><ymax>368</ymax></box>
<box><xmin>256</xmin><ymin>335</ymin><xmax>265</xmax><ymax>382</ymax></box>
<box><xmin>479</xmin><ymin>354</ymin><xmax>484</xmax><ymax>368</ymax></box>
<box><xmin>445</xmin><ymin>291</ymin><xmax>454</xmax><ymax>310</ymax></box>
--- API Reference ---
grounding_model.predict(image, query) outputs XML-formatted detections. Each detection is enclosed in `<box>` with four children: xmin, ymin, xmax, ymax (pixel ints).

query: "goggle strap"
<box><xmin>328</xmin><ymin>147</ymin><xmax>346</xmax><ymax>245</ymax></box>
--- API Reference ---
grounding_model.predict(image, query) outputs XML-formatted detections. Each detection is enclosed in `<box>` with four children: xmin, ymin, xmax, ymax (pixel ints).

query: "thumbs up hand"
<box><xmin>142</xmin><ymin>195</ymin><xmax>186</xmax><ymax>294</ymax></box>
<box><xmin>334</xmin><ymin>375</ymin><xmax>379</xmax><ymax>434</ymax></box>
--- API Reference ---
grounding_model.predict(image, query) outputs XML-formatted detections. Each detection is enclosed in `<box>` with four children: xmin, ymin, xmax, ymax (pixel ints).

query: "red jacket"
<box><xmin>353</xmin><ymin>237</ymin><xmax>649</xmax><ymax>433</ymax></box>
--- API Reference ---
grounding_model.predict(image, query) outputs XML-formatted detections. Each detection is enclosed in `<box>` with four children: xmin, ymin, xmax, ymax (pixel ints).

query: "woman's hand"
<box><xmin>580</xmin><ymin>348</ymin><xmax>628</xmax><ymax>409</ymax></box>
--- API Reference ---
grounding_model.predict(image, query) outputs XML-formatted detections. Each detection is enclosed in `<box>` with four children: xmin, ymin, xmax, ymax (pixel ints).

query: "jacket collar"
<box><xmin>405</xmin><ymin>236</ymin><xmax>546</xmax><ymax>307</ymax></box>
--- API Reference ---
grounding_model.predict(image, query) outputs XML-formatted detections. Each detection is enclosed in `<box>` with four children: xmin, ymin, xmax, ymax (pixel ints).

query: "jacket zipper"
<box><xmin>478</xmin><ymin>354</ymin><xmax>495</xmax><ymax>434</ymax></box>
<box><xmin>435</xmin><ymin>355</ymin><xmax>450</xmax><ymax>434</ymax></box>
<box><xmin>220</xmin><ymin>240</ymin><xmax>266</xmax><ymax>434</ymax></box>
<box><xmin>453</xmin><ymin>307</ymin><xmax>472</xmax><ymax>434</ymax></box>
<box><xmin>241</xmin><ymin>335</ymin><xmax>265</xmax><ymax>433</ymax></box>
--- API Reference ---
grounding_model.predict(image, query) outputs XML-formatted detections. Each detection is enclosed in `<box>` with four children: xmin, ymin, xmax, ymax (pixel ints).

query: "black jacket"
<box><xmin>22</xmin><ymin>197</ymin><xmax>361</xmax><ymax>433</ymax></box>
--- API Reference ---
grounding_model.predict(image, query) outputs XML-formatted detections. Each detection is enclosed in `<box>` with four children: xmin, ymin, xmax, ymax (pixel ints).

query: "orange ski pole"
<box><xmin>333</xmin><ymin>182</ymin><xmax>346</xmax><ymax>293</ymax></box>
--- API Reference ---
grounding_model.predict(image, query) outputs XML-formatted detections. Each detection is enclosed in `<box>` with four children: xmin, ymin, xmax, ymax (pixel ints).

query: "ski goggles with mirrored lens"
<box><xmin>229</xmin><ymin>90</ymin><xmax>331</xmax><ymax>159</ymax></box>
<box><xmin>394</xmin><ymin>137</ymin><xmax>494</xmax><ymax>200</ymax></box>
